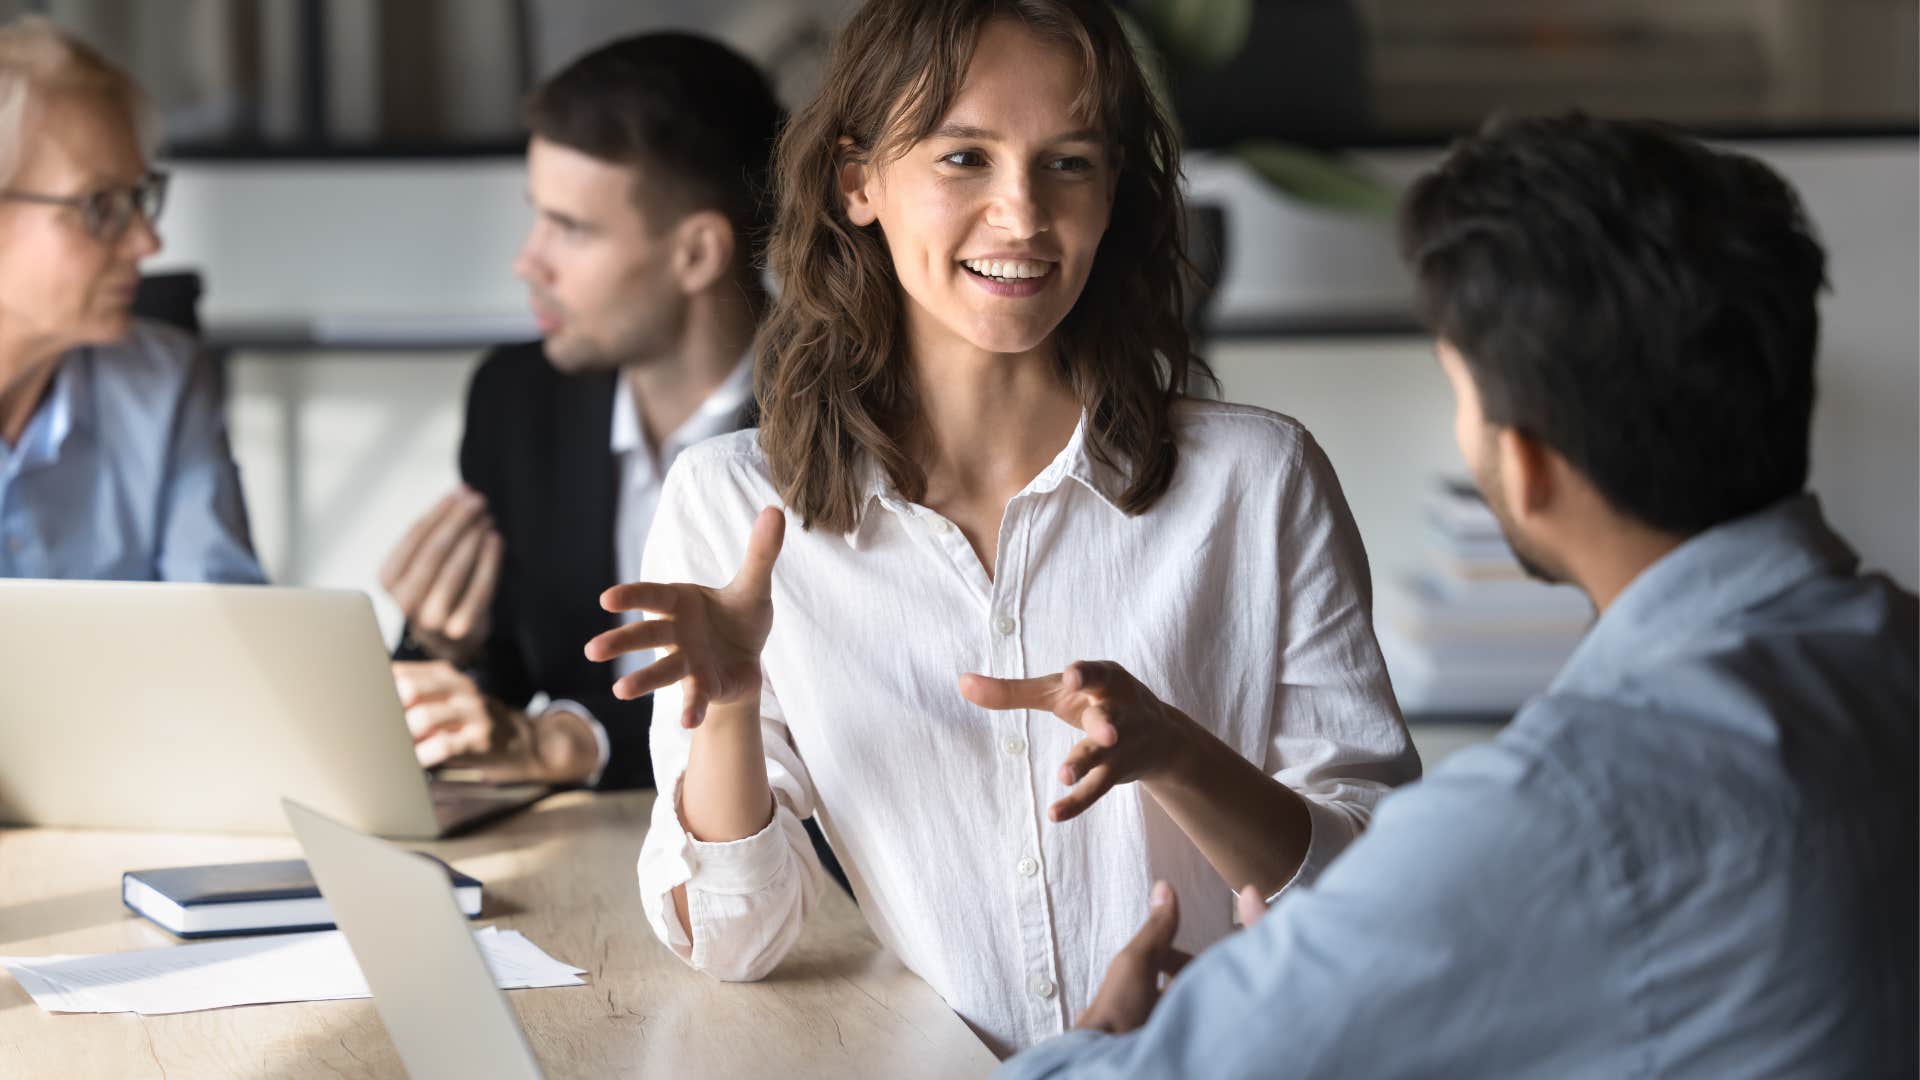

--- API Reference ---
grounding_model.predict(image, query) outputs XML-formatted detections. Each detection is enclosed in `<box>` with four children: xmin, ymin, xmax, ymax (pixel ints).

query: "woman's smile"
<box><xmin>960</xmin><ymin>255</ymin><xmax>1056</xmax><ymax>298</ymax></box>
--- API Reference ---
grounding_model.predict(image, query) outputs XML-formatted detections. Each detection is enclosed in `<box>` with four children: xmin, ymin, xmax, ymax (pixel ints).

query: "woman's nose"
<box><xmin>985</xmin><ymin>170</ymin><xmax>1050</xmax><ymax>239</ymax></box>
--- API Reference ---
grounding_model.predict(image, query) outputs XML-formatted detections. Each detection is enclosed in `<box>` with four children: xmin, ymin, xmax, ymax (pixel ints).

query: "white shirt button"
<box><xmin>993</xmin><ymin>615</ymin><xmax>1016</xmax><ymax>636</ymax></box>
<box><xmin>1016</xmin><ymin>856</ymin><xmax>1039</xmax><ymax>878</ymax></box>
<box><xmin>932</xmin><ymin>517</ymin><xmax>956</xmax><ymax>534</ymax></box>
<box><xmin>1029</xmin><ymin>974</ymin><xmax>1056</xmax><ymax>1000</ymax></box>
<box><xmin>1002</xmin><ymin>735</ymin><xmax>1027</xmax><ymax>756</ymax></box>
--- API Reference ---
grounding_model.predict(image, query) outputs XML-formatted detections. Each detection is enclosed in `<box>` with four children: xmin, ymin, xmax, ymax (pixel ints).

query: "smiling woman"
<box><xmin>600</xmin><ymin>0</ymin><xmax>1417</xmax><ymax>1058</ymax></box>
<box><xmin>758</xmin><ymin>0</ymin><xmax>1196</xmax><ymax>533</ymax></box>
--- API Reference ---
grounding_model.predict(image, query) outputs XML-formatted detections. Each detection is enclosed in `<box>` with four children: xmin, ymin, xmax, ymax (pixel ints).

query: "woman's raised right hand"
<box><xmin>585</xmin><ymin>507</ymin><xmax>784</xmax><ymax>728</ymax></box>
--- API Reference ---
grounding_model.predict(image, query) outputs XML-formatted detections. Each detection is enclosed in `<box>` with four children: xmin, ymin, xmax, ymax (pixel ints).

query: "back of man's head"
<box><xmin>523</xmin><ymin>32</ymin><xmax>783</xmax><ymax>254</ymax></box>
<box><xmin>1400</xmin><ymin>112</ymin><xmax>1828</xmax><ymax>537</ymax></box>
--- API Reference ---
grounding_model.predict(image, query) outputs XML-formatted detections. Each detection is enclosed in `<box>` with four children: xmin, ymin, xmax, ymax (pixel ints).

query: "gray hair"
<box><xmin>0</xmin><ymin>16</ymin><xmax>155</xmax><ymax>190</ymax></box>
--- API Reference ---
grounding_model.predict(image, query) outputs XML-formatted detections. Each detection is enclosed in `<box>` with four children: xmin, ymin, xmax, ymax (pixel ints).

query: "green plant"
<box><xmin>1126</xmin><ymin>0</ymin><xmax>1396</xmax><ymax>216</ymax></box>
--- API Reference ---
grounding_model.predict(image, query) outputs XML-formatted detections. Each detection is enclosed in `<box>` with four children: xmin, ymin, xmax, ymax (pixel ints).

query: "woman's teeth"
<box><xmin>962</xmin><ymin>258</ymin><xmax>1051</xmax><ymax>281</ymax></box>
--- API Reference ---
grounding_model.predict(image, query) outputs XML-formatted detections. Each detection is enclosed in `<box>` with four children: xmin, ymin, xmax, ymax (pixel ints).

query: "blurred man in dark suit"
<box><xmin>380</xmin><ymin>34</ymin><xmax>779</xmax><ymax>789</ymax></box>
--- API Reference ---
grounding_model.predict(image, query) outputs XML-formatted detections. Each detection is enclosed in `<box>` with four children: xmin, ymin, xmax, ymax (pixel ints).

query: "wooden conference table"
<box><xmin>0</xmin><ymin>791</ymin><xmax>998</xmax><ymax>1078</ymax></box>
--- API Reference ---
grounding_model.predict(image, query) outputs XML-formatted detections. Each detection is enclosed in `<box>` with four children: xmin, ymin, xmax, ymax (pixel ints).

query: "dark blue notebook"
<box><xmin>122</xmin><ymin>857</ymin><xmax>483</xmax><ymax>938</ymax></box>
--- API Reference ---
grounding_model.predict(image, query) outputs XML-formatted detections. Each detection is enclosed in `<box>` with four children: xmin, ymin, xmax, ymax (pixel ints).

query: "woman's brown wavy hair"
<box><xmin>757</xmin><ymin>0</ymin><xmax>1211</xmax><ymax>533</ymax></box>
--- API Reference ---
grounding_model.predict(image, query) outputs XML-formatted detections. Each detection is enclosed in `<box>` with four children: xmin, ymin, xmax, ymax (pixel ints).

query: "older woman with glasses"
<box><xmin>0</xmin><ymin>17</ymin><xmax>262</xmax><ymax>583</ymax></box>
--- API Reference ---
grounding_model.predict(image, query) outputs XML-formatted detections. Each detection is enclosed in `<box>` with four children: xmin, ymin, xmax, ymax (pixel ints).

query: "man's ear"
<box><xmin>838</xmin><ymin>137</ymin><xmax>879</xmax><ymax>227</ymax></box>
<box><xmin>672</xmin><ymin>209</ymin><xmax>736</xmax><ymax>295</ymax></box>
<box><xmin>1496</xmin><ymin>426</ymin><xmax>1558</xmax><ymax>523</ymax></box>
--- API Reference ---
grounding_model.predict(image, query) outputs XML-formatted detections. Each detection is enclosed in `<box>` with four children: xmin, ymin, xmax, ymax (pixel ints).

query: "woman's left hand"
<box><xmin>959</xmin><ymin>660</ymin><xmax>1197</xmax><ymax>822</ymax></box>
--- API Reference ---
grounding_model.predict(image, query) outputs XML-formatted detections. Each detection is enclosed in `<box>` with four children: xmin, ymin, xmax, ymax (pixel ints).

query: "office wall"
<box><xmin>150</xmin><ymin>138</ymin><xmax>1919</xmax><ymax>651</ymax></box>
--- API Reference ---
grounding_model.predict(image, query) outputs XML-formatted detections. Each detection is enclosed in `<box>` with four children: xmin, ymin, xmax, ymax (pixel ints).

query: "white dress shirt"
<box><xmin>547</xmin><ymin>355</ymin><xmax>754</xmax><ymax>780</ymax></box>
<box><xmin>634</xmin><ymin>401</ymin><xmax>1418</xmax><ymax>1057</ymax></box>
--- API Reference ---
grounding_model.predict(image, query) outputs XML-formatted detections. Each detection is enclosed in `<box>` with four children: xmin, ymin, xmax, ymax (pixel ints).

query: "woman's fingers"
<box><xmin>613</xmin><ymin>650</ymin><xmax>688</xmax><ymax>701</ymax></box>
<box><xmin>600</xmin><ymin>581</ymin><xmax>683</xmax><ymax>616</ymax></box>
<box><xmin>681</xmin><ymin>688</ymin><xmax>710</xmax><ymax>730</ymax></box>
<box><xmin>584</xmin><ymin>617</ymin><xmax>678</xmax><ymax>662</ymax></box>
<box><xmin>1049</xmin><ymin>761</ymin><xmax>1115</xmax><ymax>822</ymax></box>
<box><xmin>729</xmin><ymin>507</ymin><xmax>786</xmax><ymax>603</ymax></box>
<box><xmin>1063</xmin><ymin>659</ymin><xmax>1135</xmax><ymax>698</ymax></box>
<box><xmin>1082</xmin><ymin>703</ymin><xmax>1119</xmax><ymax>747</ymax></box>
<box><xmin>958</xmin><ymin>672</ymin><xmax>1065</xmax><ymax>712</ymax></box>
<box><xmin>1058</xmin><ymin>736</ymin><xmax>1109</xmax><ymax>786</ymax></box>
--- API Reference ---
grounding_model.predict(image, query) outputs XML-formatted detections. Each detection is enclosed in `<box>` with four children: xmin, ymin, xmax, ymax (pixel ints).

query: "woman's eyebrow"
<box><xmin>929</xmin><ymin>123</ymin><xmax>1103</xmax><ymax>144</ymax></box>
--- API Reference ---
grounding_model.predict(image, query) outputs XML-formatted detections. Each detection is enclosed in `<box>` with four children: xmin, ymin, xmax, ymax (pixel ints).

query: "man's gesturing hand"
<box><xmin>1236</xmin><ymin>884</ymin><xmax>1271</xmax><ymax>930</ymax></box>
<box><xmin>584</xmin><ymin>507</ymin><xmax>784</xmax><ymax>729</ymax></box>
<box><xmin>381</xmin><ymin>486</ymin><xmax>502</xmax><ymax>666</ymax></box>
<box><xmin>959</xmin><ymin>661</ymin><xmax>1200</xmax><ymax>823</ymax></box>
<box><xmin>1075</xmin><ymin>881</ymin><xmax>1191</xmax><ymax>1035</ymax></box>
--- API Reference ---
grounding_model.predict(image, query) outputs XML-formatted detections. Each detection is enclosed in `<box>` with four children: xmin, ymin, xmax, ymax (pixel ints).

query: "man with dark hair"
<box><xmin>377</xmin><ymin>33</ymin><xmax>780</xmax><ymax>789</ymax></box>
<box><xmin>1002</xmin><ymin>113</ymin><xmax>1916</xmax><ymax>1077</ymax></box>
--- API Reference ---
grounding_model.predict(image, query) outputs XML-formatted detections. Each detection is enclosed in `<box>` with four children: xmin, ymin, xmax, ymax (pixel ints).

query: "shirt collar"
<box><xmin>610</xmin><ymin>349</ymin><xmax>755</xmax><ymax>459</ymax></box>
<box><xmin>8</xmin><ymin>352</ymin><xmax>87</xmax><ymax>471</ymax></box>
<box><xmin>844</xmin><ymin>412</ymin><xmax>1132</xmax><ymax>548</ymax></box>
<box><xmin>1549</xmin><ymin>492</ymin><xmax>1857</xmax><ymax>697</ymax></box>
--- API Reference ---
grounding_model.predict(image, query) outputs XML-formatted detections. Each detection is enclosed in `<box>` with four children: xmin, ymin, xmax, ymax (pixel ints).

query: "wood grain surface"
<box><xmin>0</xmin><ymin>791</ymin><xmax>996</xmax><ymax>1078</ymax></box>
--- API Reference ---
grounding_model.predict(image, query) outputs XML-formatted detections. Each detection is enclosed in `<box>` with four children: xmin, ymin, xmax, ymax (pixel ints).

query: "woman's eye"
<box><xmin>1048</xmin><ymin>156</ymin><xmax>1094</xmax><ymax>174</ymax></box>
<box><xmin>940</xmin><ymin>150</ymin><xmax>986</xmax><ymax>168</ymax></box>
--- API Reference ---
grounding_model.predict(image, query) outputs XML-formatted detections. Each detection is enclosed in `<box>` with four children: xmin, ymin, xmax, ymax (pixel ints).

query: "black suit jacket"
<box><xmin>401</xmin><ymin>341</ymin><xmax>690</xmax><ymax>789</ymax></box>
<box><xmin>411</xmin><ymin>342</ymin><xmax>849</xmax><ymax>891</ymax></box>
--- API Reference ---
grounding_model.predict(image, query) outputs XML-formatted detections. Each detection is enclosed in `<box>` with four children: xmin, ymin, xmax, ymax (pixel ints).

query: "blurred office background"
<box><xmin>14</xmin><ymin>0</ymin><xmax>1915</xmax><ymax>758</ymax></box>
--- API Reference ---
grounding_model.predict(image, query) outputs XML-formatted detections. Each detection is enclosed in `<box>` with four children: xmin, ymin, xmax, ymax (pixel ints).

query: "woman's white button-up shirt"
<box><xmin>635</xmin><ymin>401</ymin><xmax>1419</xmax><ymax>1057</ymax></box>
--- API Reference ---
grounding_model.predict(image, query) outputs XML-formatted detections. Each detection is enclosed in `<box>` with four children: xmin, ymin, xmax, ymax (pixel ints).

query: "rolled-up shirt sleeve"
<box><xmin>1264</xmin><ymin>431</ymin><xmax>1420</xmax><ymax>892</ymax></box>
<box><xmin>633</xmin><ymin>459</ymin><xmax>824</xmax><ymax>981</ymax></box>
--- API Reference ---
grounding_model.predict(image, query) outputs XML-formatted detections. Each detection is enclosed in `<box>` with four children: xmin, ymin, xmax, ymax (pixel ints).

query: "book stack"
<box><xmin>1377</xmin><ymin>479</ymin><xmax>1594</xmax><ymax>717</ymax></box>
<box><xmin>123</xmin><ymin>857</ymin><xmax>482</xmax><ymax>938</ymax></box>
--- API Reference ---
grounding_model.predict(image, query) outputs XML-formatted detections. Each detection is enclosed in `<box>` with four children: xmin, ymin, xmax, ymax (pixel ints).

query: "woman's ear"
<box><xmin>672</xmin><ymin>209</ymin><xmax>736</xmax><ymax>295</ymax></box>
<box><xmin>838</xmin><ymin>137</ymin><xmax>879</xmax><ymax>227</ymax></box>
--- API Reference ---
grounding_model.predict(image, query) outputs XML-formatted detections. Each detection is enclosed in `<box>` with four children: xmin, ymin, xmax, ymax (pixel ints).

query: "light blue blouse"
<box><xmin>0</xmin><ymin>318</ymin><xmax>265</xmax><ymax>584</ymax></box>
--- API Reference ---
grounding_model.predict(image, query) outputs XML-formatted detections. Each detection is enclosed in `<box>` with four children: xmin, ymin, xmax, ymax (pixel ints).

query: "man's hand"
<box><xmin>381</xmin><ymin>486</ymin><xmax>503</xmax><ymax>667</ymax></box>
<box><xmin>1236</xmin><ymin>884</ymin><xmax>1270</xmax><ymax>929</ymax></box>
<box><xmin>1076</xmin><ymin>881</ymin><xmax>1192</xmax><ymax>1034</ymax></box>
<box><xmin>584</xmin><ymin>507</ymin><xmax>785</xmax><ymax>729</ymax></box>
<box><xmin>959</xmin><ymin>661</ymin><xmax>1202</xmax><ymax>823</ymax></box>
<box><xmin>392</xmin><ymin>661</ymin><xmax>597</xmax><ymax>784</ymax></box>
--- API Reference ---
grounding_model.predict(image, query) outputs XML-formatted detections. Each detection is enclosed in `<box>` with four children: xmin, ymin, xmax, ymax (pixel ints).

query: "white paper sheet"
<box><xmin>0</xmin><ymin>927</ymin><xmax>585</xmax><ymax>1015</ymax></box>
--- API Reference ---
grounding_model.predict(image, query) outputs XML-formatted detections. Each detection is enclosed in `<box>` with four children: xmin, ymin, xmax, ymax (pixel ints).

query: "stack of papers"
<box><xmin>0</xmin><ymin>927</ymin><xmax>584</xmax><ymax>1015</ymax></box>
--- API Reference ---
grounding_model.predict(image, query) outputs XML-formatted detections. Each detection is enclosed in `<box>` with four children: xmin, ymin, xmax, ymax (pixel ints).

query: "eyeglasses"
<box><xmin>0</xmin><ymin>170</ymin><xmax>169</xmax><ymax>241</ymax></box>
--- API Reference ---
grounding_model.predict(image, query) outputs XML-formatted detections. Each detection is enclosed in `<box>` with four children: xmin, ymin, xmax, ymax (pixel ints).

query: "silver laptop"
<box><xmin>0</xmin><ymin>579</ymin><xmax>548</xmax><ymax>837</ymax></box>
<box><xmin>285</xmin><ymin>797</ymin><xmax>544</xmax><ymax>1080</ymax></box>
